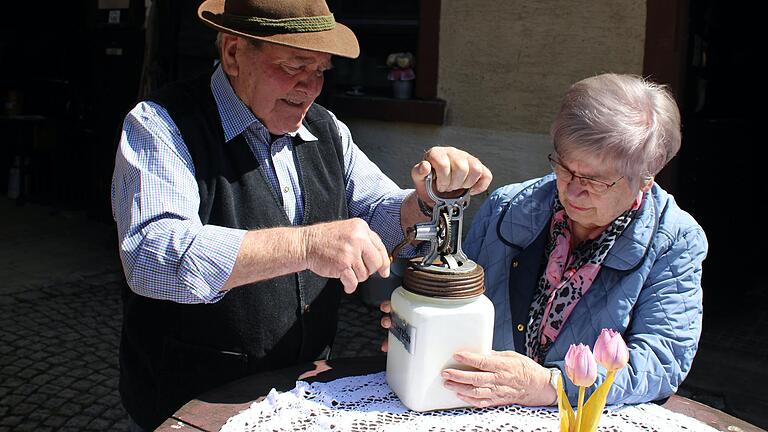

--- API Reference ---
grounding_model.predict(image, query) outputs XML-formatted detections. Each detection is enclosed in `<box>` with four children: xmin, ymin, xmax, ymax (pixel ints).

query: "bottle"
<box><xmin>386</xmin><ymin>260</ymin><xmax>494</xmax><ymax>411</ymax></box>
<box><xmin>22</xmin><ymin>156</ymin><xmax>31</xmax><ymax>199</ymax></box>
<box><xmin>7</xmin><ymin>155</ymin><xmax>21</xmax><ymax>199</ymax></box>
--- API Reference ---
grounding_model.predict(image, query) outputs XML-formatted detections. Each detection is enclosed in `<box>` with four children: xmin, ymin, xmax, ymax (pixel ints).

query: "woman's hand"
<box><xmin>379</xmin><ymin>300</ymin><xmax>392</xmax><ymax>352</ymax></box>
<box><xmin>442</xmin><ymin>350</ymin><xmax>557</xmax><ymax>407</ymax></box>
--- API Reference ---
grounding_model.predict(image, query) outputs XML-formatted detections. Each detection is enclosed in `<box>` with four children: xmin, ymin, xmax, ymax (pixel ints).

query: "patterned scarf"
<box><xmin>525</xmin><ymin>193</ymin><xmax>641</xmax><ymax>363</ymax></box>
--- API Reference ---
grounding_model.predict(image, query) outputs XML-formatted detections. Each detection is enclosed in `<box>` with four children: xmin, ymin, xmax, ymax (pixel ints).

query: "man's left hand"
<box><xmin>411</xmin><ymin>147</ymin><xmax>492</xmax><ymax>202</ymax></box>
<box><xmin>442</xmin><ymin>350</ymin><xmax>557</xmax><ymax>407</ymax></box>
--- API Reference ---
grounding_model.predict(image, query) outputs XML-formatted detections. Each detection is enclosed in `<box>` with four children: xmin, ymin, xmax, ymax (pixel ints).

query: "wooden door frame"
<box><xmin>642</xmin><ymin>0</ymin><xmax>689</xmax><ymax>194</ymax></box>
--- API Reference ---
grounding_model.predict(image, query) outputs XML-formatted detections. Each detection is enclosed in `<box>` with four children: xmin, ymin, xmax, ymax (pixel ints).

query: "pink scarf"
<box><xmin>526</xmin><ymin>193</ymin><xmax>642</xmax><ymax>363</ymax></box>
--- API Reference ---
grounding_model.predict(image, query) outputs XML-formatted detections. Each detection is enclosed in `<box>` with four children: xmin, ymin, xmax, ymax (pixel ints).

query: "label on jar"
<box><xmin>389</xmin><ymin>311</ymin><xmax>416</xmax><ymax>354</ymax></box>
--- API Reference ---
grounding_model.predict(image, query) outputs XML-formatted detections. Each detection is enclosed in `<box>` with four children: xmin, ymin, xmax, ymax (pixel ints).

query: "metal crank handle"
<box><xmin>424</xmin><ymin>171</ymin><xmax>471</xmax><ymax>208</ymax></box>
<box><xmin>389</xmin><ymin>227</ymin><xmax>416</xmax><ymax>263</ymax></box>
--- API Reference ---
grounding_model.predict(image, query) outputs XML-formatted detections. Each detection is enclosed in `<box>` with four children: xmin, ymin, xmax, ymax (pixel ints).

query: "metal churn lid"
<box><xmin>402</xmin><ymin>172</ymin><xmax>484</xmax><ymax>298</ymax></box>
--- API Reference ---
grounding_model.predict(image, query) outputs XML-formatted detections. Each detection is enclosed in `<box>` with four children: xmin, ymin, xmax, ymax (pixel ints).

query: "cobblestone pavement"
<box><xmin>0</xmin><ymin>199</ymin><xmax>385</xmax><ymax>431</ymax></box>
<box><xmin>1</xmin><ymin>198</ymin><xmax>766</xmax><ymax>431</ymax></box>
<box><xmin>0</xmin><ymin>271</ymin><xmax>127</xmax><ymax>431</ymax></box>
<box><xmin>0</xmin><ymin>267</ymin><xmax>381</xmax><ymax>432</ymax></box>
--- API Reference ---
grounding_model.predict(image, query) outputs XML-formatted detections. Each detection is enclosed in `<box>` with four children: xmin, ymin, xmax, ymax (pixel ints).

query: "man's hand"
<box><xmin>301</xmin><ymin>218</ymin><xmax>390</xmax><ymax>294</ymax></box>
<box><xmin>441</xmin><ymin>350</ymin><xmax>557</xmax><ymax>407</ymax></box>
<box><xmin>411</xmin><ymin>147</ymin><xmax>492</xmax><ymax>203</ymax></box>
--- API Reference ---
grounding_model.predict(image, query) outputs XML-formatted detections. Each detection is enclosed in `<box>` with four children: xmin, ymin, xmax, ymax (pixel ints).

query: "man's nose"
<box><xmin>297</xmin><ymin>73</ymin><xmax>323</xmax><ymax>95</ymax></box>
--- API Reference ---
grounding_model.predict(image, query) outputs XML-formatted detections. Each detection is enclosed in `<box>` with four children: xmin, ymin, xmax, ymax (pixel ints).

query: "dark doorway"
<box><xmin>0</xmin><ymin>1</ymin><xmax>145</xmax><ymax>219</ymax></box>
<box><xmin>677</xmin><ymin>2</ymin><xmax>760</xmax><ymax>313</ymax></box>
<box><xmin>674</xmin><ymin>1</ymin><xmax>765</xmax><ymax>428</ymax></box>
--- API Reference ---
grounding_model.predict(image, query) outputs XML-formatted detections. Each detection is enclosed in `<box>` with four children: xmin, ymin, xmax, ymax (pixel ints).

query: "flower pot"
<box><xmin>392</xmin><ymin>80</ymin><xmax>413</xmax><ymax>99</ymax></box>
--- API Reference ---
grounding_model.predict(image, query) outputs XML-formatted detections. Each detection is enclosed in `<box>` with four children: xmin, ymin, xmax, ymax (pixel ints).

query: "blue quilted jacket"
<box><xmin>464</xmin><ymin>174</ymin><xmax>707</xmax><ymax>405</ymax></box>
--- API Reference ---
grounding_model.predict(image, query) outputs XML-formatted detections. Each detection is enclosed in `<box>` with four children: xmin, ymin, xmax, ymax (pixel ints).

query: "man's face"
<box><xmin>221</xmin><ymin>36</ymin><xmax>332</xmax><ymax>135</ymax></box>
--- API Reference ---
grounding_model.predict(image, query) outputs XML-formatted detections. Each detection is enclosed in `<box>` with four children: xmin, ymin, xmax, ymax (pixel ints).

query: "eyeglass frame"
<box><xmin>547</xmin><ymin>153</ymin><xmax>624</xmax><ymax>194</ymax></box>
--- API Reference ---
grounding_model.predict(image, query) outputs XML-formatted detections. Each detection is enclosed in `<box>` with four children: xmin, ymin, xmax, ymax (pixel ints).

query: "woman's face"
<box><xmin>552</xmin><ymin>152</ymin><xmax>650</xmax><ymax>233</ymax></box>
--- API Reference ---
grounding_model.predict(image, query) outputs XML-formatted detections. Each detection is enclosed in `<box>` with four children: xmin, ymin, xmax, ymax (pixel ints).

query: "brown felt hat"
<box><xmin>198</xmin><ymin>0</ymin><xmax>359</xmax><ymax>58</ymax></box>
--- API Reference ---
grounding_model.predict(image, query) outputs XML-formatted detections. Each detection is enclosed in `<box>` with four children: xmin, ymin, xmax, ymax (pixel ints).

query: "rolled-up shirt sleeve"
<box><xmin>112</xmin><ymin>101</ymin><xmax>245</xmax><ymax>303</ymax></box>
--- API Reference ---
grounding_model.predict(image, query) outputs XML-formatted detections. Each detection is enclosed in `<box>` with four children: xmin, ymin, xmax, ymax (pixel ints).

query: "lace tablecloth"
<box><xmin>220</xmin><ymin>372</ymin><xmax>717</xmax><ymax>431</ymax></box>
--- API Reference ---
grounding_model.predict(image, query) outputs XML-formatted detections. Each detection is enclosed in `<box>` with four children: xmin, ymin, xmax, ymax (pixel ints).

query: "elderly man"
<box><xmin>111</xmin><ymin>0</ymin><xmax>492</xmax><ymax>429</ymax></box>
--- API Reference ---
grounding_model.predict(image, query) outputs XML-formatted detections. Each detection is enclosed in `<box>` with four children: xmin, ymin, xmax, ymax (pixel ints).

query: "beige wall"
<box><xmin>342</xmin><ymin>1</ymin><xmax>647</xmax><ymax>226</ymax></box>
<box><xmin>438</xmin><ymin>0</ymin><xmax>646</xmax><ymax>133</ymax></box>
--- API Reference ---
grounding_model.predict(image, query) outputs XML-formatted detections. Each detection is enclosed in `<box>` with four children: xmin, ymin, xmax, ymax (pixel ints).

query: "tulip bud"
<box><xmin>593</xmin><ymin>328</ymin><xmax>629</xmax><ymax>371</ymax></box>
<box><xmin>564</xmin><ymin>343</ymin><xmax>598</xmax><ymax>387</ymax></box>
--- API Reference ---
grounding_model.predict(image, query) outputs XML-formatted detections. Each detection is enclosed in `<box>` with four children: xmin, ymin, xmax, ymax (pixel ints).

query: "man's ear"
<box><xmin>220</xmin><ymin>34</ymin><xmax>241</xmax><ymax>77</ymax></box>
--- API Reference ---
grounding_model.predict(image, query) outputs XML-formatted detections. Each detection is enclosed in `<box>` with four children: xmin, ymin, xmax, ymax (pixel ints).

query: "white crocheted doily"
<box><xmin>220</xmin><ymin>372</ymin><xmax>717</xmax><ymax>431</ymax></box>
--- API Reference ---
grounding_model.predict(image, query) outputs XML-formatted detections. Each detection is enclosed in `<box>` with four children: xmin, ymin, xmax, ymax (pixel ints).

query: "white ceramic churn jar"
<box><xmin>386</xmin><ymin>174</ymin><xmax>494</xmax><ymax>412</ymax></box>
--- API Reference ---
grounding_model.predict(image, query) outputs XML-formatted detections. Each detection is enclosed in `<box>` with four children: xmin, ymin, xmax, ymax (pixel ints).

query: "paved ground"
<box><xmin>0</xmin><ymin>198</ymin><xmax>765</xmax><ymax>431</ymax></box>
<box><xmin>0</xmin><ymin>198</ymin><xmax>382</xmax><ymax>431</ymax></box>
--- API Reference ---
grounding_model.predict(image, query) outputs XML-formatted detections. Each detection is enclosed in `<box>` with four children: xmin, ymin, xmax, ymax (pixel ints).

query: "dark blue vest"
<box><xmin>119</xmin><ymin>71</ymin><xmax>348</xmax><ymax>429</ymax></box>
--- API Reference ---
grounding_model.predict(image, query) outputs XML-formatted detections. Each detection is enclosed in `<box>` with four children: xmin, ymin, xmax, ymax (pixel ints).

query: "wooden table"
<box><xmin>157</xmin><ymin>356</ymin><xmax>763</xmax><ymax>432</ymax></box>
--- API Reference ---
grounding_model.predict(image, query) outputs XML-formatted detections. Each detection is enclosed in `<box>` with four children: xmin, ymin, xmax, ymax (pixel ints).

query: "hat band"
<box><xmin>221</xmin><ymin>13</ymin><xmax>336</xmax><ymax>34</ymax></box>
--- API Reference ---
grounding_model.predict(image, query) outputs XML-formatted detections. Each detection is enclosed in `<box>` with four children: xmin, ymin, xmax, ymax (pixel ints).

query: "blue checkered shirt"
<box><xmin>112</xmin><ymin>65</ymin><xmax>411</xmax><ymax>304</ymax></box>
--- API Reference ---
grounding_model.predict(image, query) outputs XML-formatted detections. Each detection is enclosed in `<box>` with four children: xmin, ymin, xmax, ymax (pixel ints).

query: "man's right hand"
<box><xmin>301</xmin><ymin>218</ymin><xmax>390</xmax><ymax>294</ymax></box>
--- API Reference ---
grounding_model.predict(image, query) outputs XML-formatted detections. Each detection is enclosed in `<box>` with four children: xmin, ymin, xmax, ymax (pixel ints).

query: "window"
<box><xmin>320</xmin><ymin>0</ymin><xmax>445</xmax><ymax>124</ymax></box>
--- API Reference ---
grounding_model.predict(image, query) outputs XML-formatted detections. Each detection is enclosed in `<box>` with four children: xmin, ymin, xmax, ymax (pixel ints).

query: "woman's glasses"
<box><xmin>547</xmin><ymin>153</ymin><xmax>623</xmax><ymax>194</ymax></box>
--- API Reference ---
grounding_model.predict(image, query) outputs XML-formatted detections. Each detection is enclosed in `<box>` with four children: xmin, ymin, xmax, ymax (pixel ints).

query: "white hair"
<box><xmin>215</xmin><ymin>32</ymin><xmax>223</xmax><ymax>53</ymax></box>
<box><xmin>550</xmin><ymin>73</ymin><xmax>681</xmax><ymax>186</ymax></box>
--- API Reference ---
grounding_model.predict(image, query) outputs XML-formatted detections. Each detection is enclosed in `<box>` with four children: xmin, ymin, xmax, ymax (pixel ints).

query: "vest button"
<box><xmin>512</xmin><ymin>260</ymin><xmax>519</xmax><ymax>268</ymax></box>
<box><xmin>516</xmin><ymin>323</ymin><xmax>524</xmax><ymax>332</ymax></box>
<box><xmin>303</xmin><ymin>304</ymin><xmax>311</xmax><ymax>313</ymax></box>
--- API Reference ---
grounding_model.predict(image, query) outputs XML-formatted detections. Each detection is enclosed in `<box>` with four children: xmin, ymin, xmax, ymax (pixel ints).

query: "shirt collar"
<box><xmin>285</xmin><ymin>124</ymin><xmax>318</xmax><ymax>142</ymax></box>
<box><xmin>210</xmin><ymin>64</ymin><xmax>318</xmax><ymax>143</ymax></box>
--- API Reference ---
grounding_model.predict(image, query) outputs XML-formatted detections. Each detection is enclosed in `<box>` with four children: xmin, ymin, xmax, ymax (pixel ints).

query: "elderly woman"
<box><xmin>440</xmin><ymin>73</ymin><xmax>707</xmax><ymax>407</ymax></box>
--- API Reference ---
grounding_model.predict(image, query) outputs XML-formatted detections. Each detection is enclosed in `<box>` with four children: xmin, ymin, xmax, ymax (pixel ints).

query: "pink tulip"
<box><xmin>593</xmin><ymin>329</ymin><xmax>629</xmax><ymax>371</ymax></box>
<box><xmin>565</xmin><ymin>343</ymin><xmax>598</xmax><ymax>387</ymax></box>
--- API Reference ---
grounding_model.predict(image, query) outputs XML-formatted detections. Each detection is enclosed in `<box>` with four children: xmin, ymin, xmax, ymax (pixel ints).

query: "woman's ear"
<box><xmin>641</xmin><ymin>176</ymin><xmax>654</xmax><ymax>193</ymax></box>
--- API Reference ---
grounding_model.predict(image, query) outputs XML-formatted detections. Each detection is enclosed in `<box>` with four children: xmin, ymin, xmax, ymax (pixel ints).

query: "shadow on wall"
<box><xmin>345</xmin><ymin>118</ymin><xmax>552</xmax><ymax>228</ymax></box>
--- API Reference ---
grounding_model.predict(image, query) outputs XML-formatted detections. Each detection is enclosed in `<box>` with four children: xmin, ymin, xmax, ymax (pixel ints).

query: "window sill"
<box><xmin>329</xmin><ymin>93</ymin><xmax>446</xmax><ymax>125</ymax></box>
